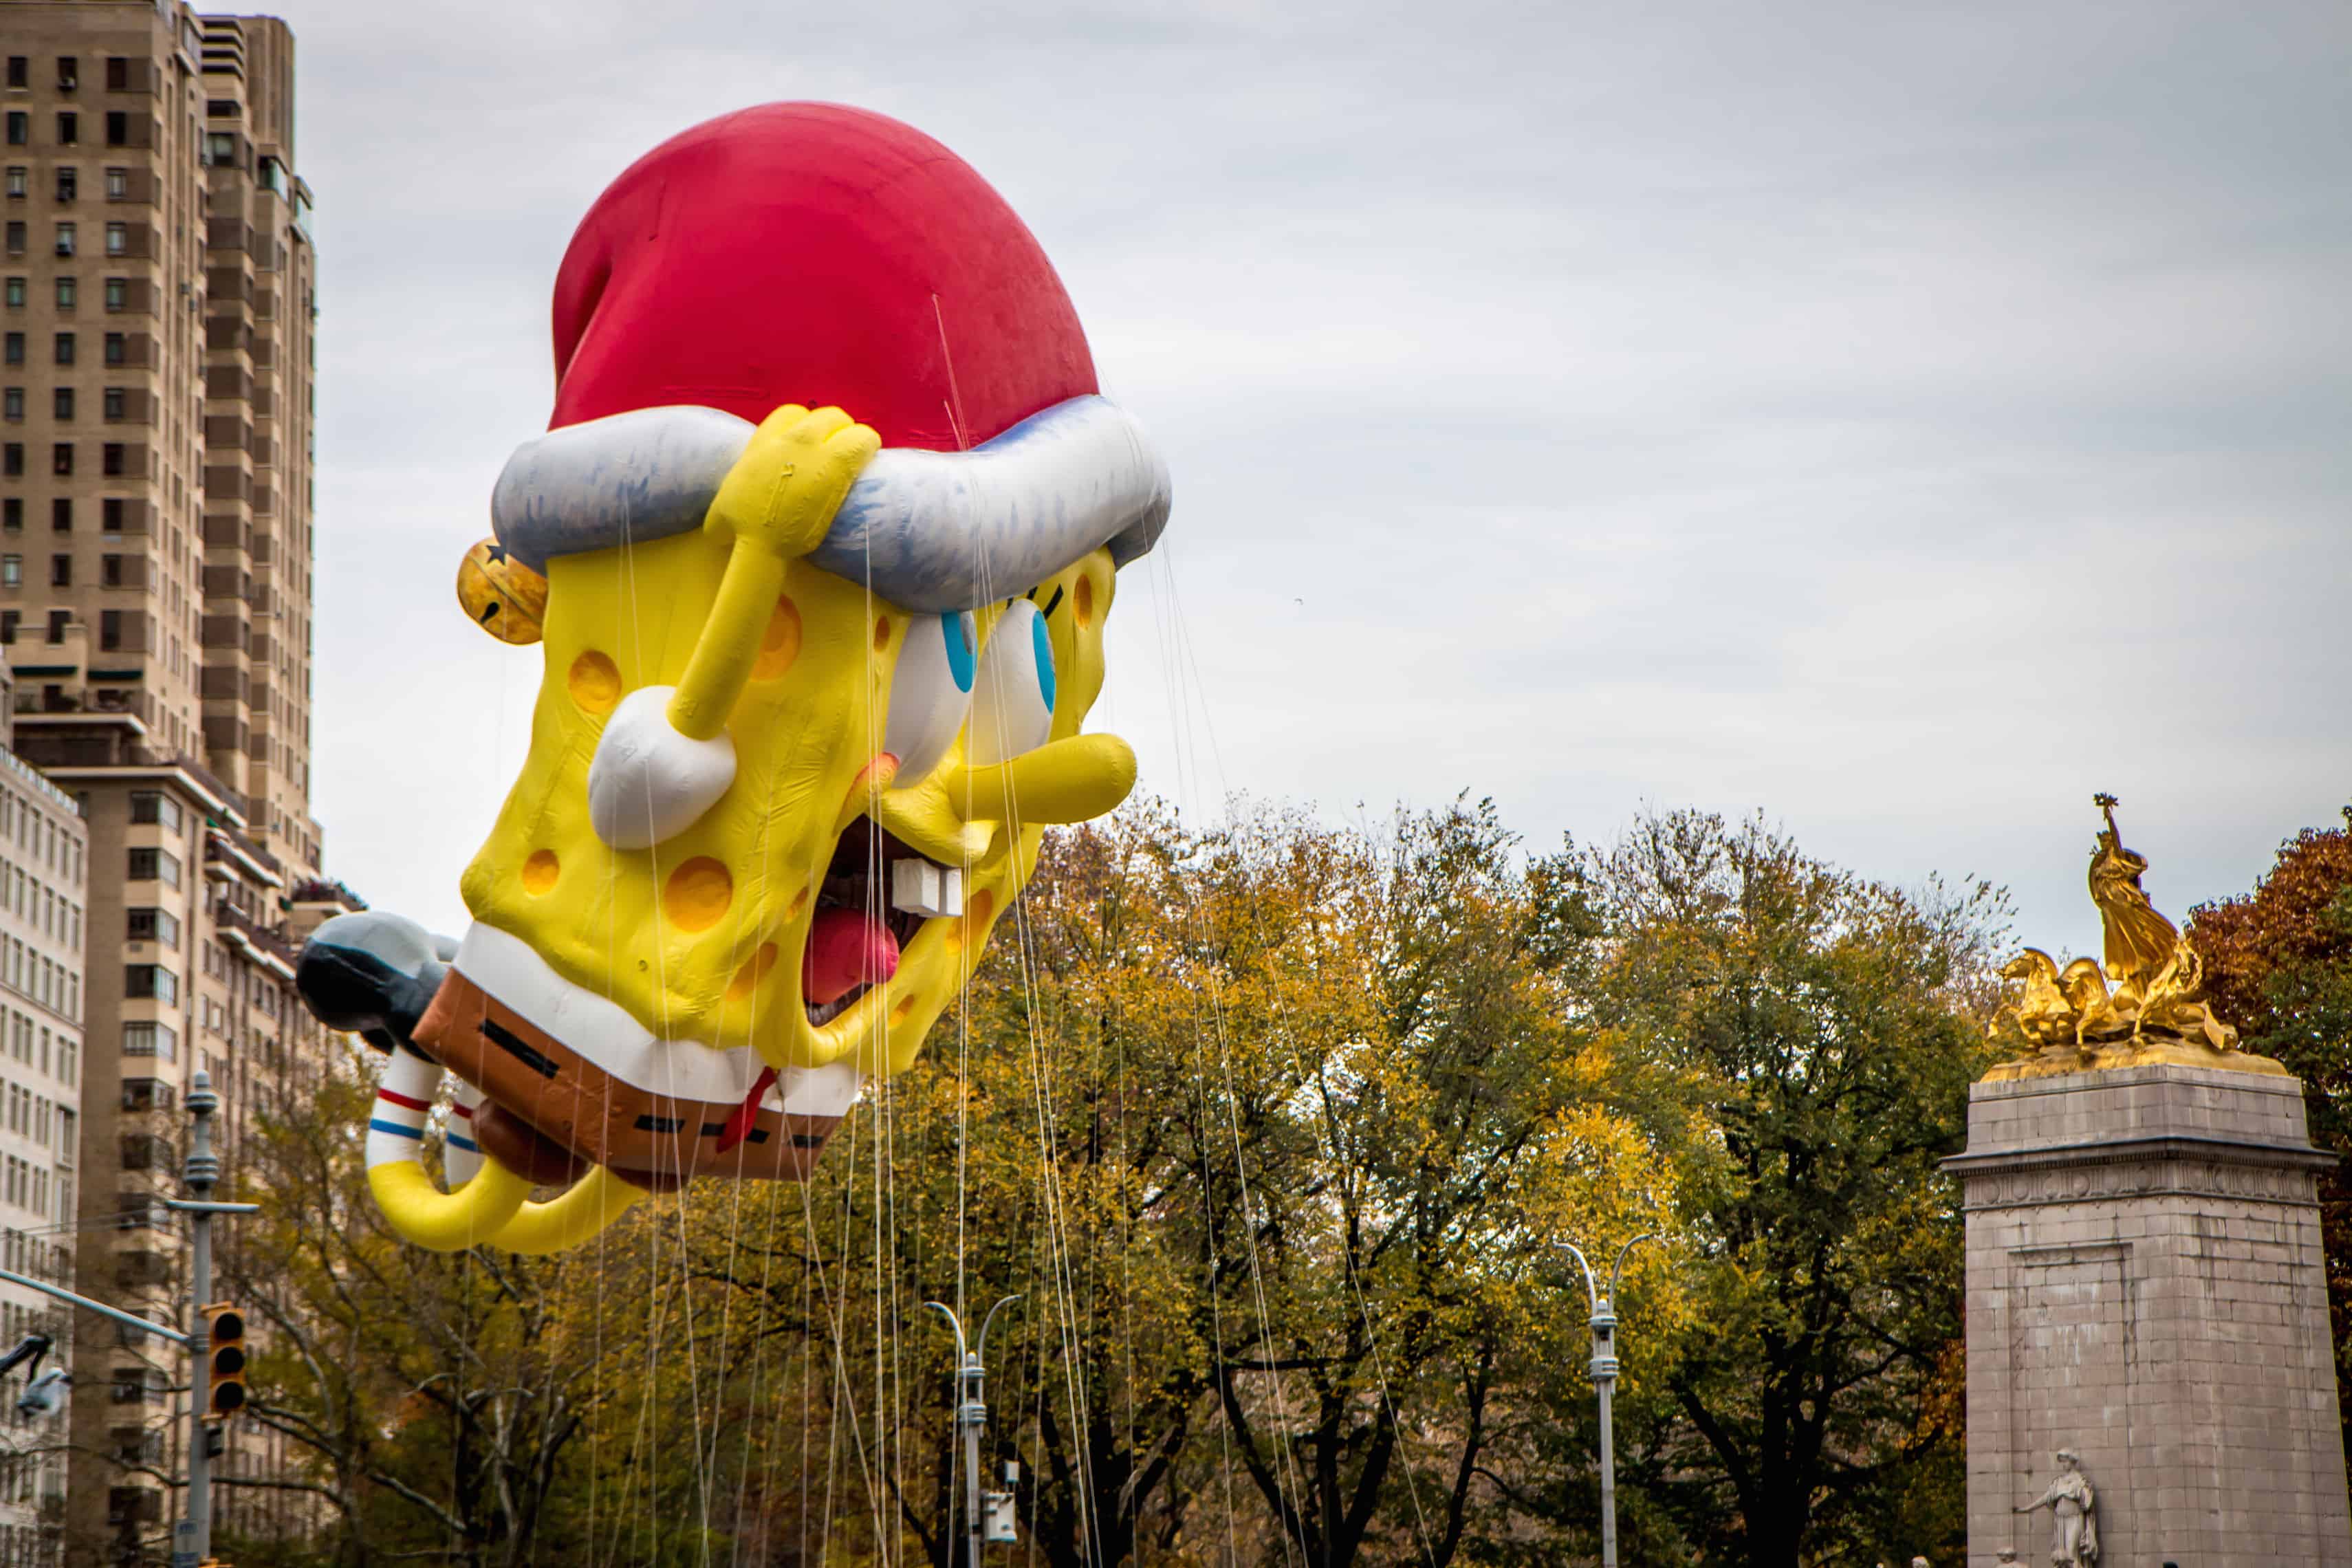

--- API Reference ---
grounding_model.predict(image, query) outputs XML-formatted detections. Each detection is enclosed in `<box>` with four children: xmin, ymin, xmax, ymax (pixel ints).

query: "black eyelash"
<box><xmin>1038</xmin><ymin>585</ymin><xmax>1065</xmax><ymax>620</ymax></box>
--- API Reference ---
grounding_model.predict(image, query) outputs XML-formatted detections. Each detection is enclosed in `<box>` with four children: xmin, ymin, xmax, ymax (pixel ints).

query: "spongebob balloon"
<box><xmin>296</xmin><ymin>105</ymin><xmax>1169</xmax><ymax>1253</ymax></box>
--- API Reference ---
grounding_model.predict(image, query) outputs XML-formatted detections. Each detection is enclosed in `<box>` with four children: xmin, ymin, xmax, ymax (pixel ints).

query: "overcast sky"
<box><xmin>293</xmin><ymin>0</ymin><xmax>2350</xmax><ymax>963</ymax></box>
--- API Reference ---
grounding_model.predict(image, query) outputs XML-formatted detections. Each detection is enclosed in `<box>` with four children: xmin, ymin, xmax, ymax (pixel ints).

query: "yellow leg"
<box><xmin>367</xmin><ymin>1158</ymin><xmax>532</xmax><ymax>1252</ymax></box>
<box><xmin>481</xmin><ymin>1166</ymin><xmax>651</xmax><ymax>1254</ymax></box>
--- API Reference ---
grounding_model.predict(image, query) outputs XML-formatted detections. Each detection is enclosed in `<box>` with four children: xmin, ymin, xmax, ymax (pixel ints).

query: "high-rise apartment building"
<box><xmin>0</xmin><ymin>1</ymin><xmax>318</xmax><ymax>871</ymax></box>
<box><xmin>0</xmin><ymin>5</ymin><xmax>341</xmax><ymax>1563</ymax></box>
<box><xmin>0</xmin><ymin>678</ymin><xmax>85</xmax><ymax>1568</ymax></box>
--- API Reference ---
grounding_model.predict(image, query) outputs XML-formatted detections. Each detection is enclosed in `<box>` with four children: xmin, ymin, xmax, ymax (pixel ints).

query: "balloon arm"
<box><xmin>668</xmin><ymin>403</ymin><xmax>875</xmax><ymax>741</ymax></box>
<box><xmin>667</xmin><ymin>540</ymin><xmax>784</xmax><ymax>740</ymax></box>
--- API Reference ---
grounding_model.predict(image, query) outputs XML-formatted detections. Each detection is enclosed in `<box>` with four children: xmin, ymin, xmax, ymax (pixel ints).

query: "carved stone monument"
<box><xmin>1949</xmin><ymin>800</ymin><xmax>2352</xmax><ymax>1565</ymax></box>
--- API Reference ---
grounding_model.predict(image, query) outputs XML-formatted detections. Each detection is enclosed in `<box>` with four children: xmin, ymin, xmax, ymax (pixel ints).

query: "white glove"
<box><xmin>586</xmin><ymin>686</ymin><xmax>737</xmax><ymax>849</ymax></box>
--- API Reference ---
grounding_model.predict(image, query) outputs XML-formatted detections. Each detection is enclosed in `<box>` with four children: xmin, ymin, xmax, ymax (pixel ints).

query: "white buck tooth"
<box><xmin>890</xmin><ymin>859</ymin><xmax>963</xmax><ymax>919</ymax></box>
<box><xmin>891</xmin><ymin>859</ymin><xmax>947</xmax><ymax>918</ymax></box>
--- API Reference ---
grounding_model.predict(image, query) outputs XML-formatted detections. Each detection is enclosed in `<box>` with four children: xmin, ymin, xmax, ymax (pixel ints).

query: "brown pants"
<box><xmin>414</xmin><ymin>967</ymin><xmax>840</xmax><ymax>1184</ymax></box>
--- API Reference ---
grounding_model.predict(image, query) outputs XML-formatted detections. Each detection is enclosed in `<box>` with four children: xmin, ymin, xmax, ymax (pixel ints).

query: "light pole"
<box><xmin>0</xmin><ymin>1068</ymin><xmax>254</xmax><ymax>1567</ymax></box>
<box><xmin>926</xmin><ymin>1295</ymin><xmax>1021</xmax><ymax>1568</ymax></box>
<box><xmin>1558</xmin><ymin>1234</ymin><xmax>1657</xmax><ymax>1568</ymax></box>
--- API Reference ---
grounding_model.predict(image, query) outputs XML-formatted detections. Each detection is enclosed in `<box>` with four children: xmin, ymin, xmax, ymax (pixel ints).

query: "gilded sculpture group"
<box><xmin>1990</xmin><ymin>796</ymin><xmax>2274</xmax><ymax>1080</ymax></box>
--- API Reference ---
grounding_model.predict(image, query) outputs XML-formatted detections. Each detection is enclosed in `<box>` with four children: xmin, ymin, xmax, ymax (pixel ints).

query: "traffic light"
<box><xmin>203</xmin><ymin>1303</ymin><xmax>246</xmax><ymax>1420</ymax></box>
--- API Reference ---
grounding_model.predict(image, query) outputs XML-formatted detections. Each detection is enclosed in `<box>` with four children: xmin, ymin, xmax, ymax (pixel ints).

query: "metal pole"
<box><xmin>928</xmin><ymin>1296</ymin><xmax>1021</xmax><ymax>1567</ymax></box>
<box><xmin>1560</xmin><ymin>1235</ymin><xmax>1657</xmax><ymax>1568</ymax></box>
<box><xmin>0</xmin><ymin>1270</ymin><xmax>187</xmax><ymax>1347</ymax></box>
<box><xmin>961</xmin><ymin>1346</ymin><xmax>983</xmax><ymax>1568</ymax></box>
<box><xmin>181</xmin><ymin>1069</ymin><xmax>220</xmax><ymax>1567</ymax></box>
<box><xmin>1593</xmin><ymin>1298</ymin><xmax>1618</xmax><ymax>1568</ymax></box>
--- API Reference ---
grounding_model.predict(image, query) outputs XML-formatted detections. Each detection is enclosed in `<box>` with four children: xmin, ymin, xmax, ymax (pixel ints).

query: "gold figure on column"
<box><xmin>1986</xmin><ymin>796</ymin><xmax>2265</xmax><ymax>1080</ymax></box>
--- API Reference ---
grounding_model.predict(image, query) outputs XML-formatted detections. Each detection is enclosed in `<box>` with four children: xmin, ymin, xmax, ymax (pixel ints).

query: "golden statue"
<box><xmin>1985</xmin><ymin>796</ymin><xmax>2274</xmax><ymax>1081</ymax></box>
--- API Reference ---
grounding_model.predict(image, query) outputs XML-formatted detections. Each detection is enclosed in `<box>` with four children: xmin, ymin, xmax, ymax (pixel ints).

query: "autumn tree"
<box><xmin>1190</xmin><ymin>798</ymin><xmax>1677</xmax><ymax>1568</ymax></box>
<box><xmin>664</xmin><ymin>796</ymin><xmax>1675</xmax><ymax>1568</ymax></box>
<box><xmin>218</xmin><ymin>1048</ymin><xmax>717</xmax><ymax>1568</ymax></box>
<box><xmin>228</xmin><ymin>796</ymin><xmax>2003</xmax><ymax>1568</ymax></box>
<box><xmin>1551</xmin><ymin>811</ymin><xmax>2001</xmax><ymax>1567</ymax></box>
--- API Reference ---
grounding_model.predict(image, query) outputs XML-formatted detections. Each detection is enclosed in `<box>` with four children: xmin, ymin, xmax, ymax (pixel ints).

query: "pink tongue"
<box><xmin>803</xmin><ymin>906</ymin><xmax>900</xmax><ymax>1005</ymax></box>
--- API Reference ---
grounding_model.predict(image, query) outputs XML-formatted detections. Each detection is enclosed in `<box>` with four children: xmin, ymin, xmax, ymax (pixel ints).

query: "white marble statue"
<box><xmin>2015</xmin><ymin>1448</ymin><xmax>2099</xmax><ymax>1567</ymax></box>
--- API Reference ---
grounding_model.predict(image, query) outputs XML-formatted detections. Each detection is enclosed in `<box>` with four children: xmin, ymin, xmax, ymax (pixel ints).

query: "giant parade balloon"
<box><xmin>296</xmin><ymin>104</ymin><xmax>1170</xmax><ymax>1252</ymax></box>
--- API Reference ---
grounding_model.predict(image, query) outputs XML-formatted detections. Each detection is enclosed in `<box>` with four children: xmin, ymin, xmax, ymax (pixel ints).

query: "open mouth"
<box><xmin>444</xmin><ymin>816</ymin><xmax>967</xmax><ymax>1195</ymax></box>
<box><xmin>802</xmin><ymin>816</ymin><xmax>963</xmax><ymax>1027</ymax></box>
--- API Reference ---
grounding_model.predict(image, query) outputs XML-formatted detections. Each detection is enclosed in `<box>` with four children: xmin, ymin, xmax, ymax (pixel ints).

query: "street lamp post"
<box><xmin>1558</xmin><ymin>1234</ymin><xmax>1657</xmax><ymax>1568</ymax></box>
<box><xmin>926</xmin><ymin>1296</ymin><xmax>1022</xmax><ymax>1567</ymax></box>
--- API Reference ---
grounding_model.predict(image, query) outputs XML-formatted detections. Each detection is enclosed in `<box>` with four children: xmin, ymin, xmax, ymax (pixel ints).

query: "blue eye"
<box><xmin>968</xmin><ymin>598</ymin><xmax>1056</xmax><ymax>766</ymax></box>
<box><xmin>884</xmin><ymin>611</ymin><xmax>977</xmax><ymax>785</ymax></box>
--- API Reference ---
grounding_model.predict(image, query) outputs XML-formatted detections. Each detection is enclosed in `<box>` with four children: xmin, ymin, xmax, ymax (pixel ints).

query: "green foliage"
<box><xmin>217</xmin><ymin>798</ymin><xmax>2010</xmax><ymax>1568</ymax></box>
<box><xmin>1562</xmin><ymin>811</ymin><xmax>2003</xmax><ymax>1567</ymax></box>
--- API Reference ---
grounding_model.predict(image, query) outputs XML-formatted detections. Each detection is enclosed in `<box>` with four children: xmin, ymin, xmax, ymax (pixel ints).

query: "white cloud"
<box><xmin>295</xmin><ymin>0</ymin><xmax>2352</xmax><ymax>952</ymax></box>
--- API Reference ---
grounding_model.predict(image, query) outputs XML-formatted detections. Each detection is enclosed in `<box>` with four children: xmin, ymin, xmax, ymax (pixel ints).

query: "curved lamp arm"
<box><xmin>1609</xmin><ymin>1232</ymin><xmax>1661</xmax><ymax>1303</ymax></box>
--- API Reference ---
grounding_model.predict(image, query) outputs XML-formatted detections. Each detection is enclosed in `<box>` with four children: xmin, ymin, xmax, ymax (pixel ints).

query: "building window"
<box><xmin>122</xmin><ymin>1021</ymin><xmax>177</xmax><ymax>1058</ymax></box>
<box><xmin>52</xmin><ymin>275</ymin><xmax>72</xmax><ymax>309</ymax></box>
<box><xmin>1</xmin><ymin>333</ymin><xmax>17</xmax><ymax>365</ymax></box>
<box><xmin>49</xmin><ymin>442</ymin><xmax>68</xmax><ymax>475</ymax></box>
<box><xmin>1</xmin><ymin>389</ymin><xmax>19</xmax><ymax>422</ymax></box>
<box><xmin>3</xmin><ymin>59</ymin><xmax>24</xmax><ymax>91</ymax></box>
<box><xmin>102</xmin><ymin>386</ymin><xmax>123</xmax><ymax>419</ymax></box>
<box><xmin>49</xmin><ymin>553</ymin><xmax>68</xmax><ymax>587</ymax></box>
<box><xmin>43</xmin><ymin>608</ymin><xmax>63</xmax><ymax>642</ymax></box>
<box><xmin>3</xmin><ymin>221</ymin><xmax>21</xmax><ymax>257</ymax></box>
<box><xmin>2</xmin><ymin>278</ymin><xmax>19</xmax><ymax>307</ymax></box>
<box><xmin>0</xmin><ymin>611</ymin><xmax>14</xmax><ymax>644</ymax></box>
<box><xmin>124</xmin><ymin>848</ymin><xmax>179</xmax><ymax>888</ymax></box>
<box><xmin>204</xmin><ymin>132</ymin><xmax>235</xmax><ymax>168</ymax></box>
<box><xmin>105</xmin><ymin>111</ymin><xmax>129</xmax><ymax>149</ymax></box>
<box><xmin>129</xmin><ymin>790</ymin><xmax>182</xmax><ymax>830</ymax></box>
<box><xmin>0</xmin><ymin>499</ymin><xmax>16</xmax><ymax>529</ymax></box>
<box><xmin>105</xmin><ymin>58</ymin><xmax>129</xmax><ymax>93</ymax></box>
<box><xmin>0</xmin><ymin>556</ymin><xmax>17</xmax><ymax>588</ymax></box>
<box><xmin>102</xmin><ymin>277</ymin><xmax>123</xmax><ymax>312</ymax></box>
<box><xmin>99</xmin><ymin>607</ymin><xmax>120</xmax><ymax>646</ymax></box>
<box><xmin>1</xmin><ymin>442</ymin><xmax>19</xmax><ymax>475</ymax></box>
<box><xmin>56</xmin><ymin>58</ymin><xmax>76</xmax><ymax>92</ymax></box>
<box><xmin>100</xmin><ymin>497</ymin><xmax>122</xmax><ymax>531</ymax></box>
<box><xmin>50</xmin><ymin>331</ymin><xmax>71</xmax><ymax>366</ymax></box>
<box><xmin>102</xmin><ymin>332</ymin><xmax>123</xmax><ymax>365</ymax></box>
<box><xmin>2</xmin><ymin>168</ymin><xmax>20</xmax><ymax>199</ymax></box>
<box><xmin>52</xmin><ymin>221</ymin><xmax>72</xmax><ymax>257</ymax></box>
<box><xmin>101</xmin><ymin>442</ymin><xmax>121</xmax><ymax>475</ymax></box>
<box><xmin>101</xmin><ymin>221</ymin><xmax>122</xmax><ymax>257</ymax></box>
<box><xmin>105</xmin><ymin>167</ymin><xmax>126</xmax><ymax>201</ymax></box>
<box><xmin>50</xmin><ymin>387</ymin><xmax>70</xmax><ymax>421</ymax></box>
<box><xmin>52</xmin><ymin>167</ymin><xmax>74</xmax><ymax>204</ymax></box>
<box><xmin>3</xmin><ymin>116</ymin><xmax>25</xmax><ymax>150</ymax></box>
<box><xmin>100</xmin><ymin>554</ymin><xmax>122</xmax><ymax>587</ymax></box>
<box><xmin>48</xmin><ymin>498</ymin><xmax>67</xmax><ymax>532</ymax></box>
<box><xmin>54</xmin><ymin>113</ymin><xmax>76</xmax><ymax>148</ymax></box>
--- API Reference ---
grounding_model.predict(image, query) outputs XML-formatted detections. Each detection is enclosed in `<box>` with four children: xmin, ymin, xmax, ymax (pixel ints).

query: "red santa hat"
<box><xmin>492</xmin><ymin>102</ymin><xmax>1169</xmax><ymax>607</ymax></box>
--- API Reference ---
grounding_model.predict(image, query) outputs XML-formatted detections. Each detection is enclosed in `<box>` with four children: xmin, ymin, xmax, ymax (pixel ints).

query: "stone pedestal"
<box><xmin>1948</xmin><ymin>1063</ymin><xmax>2352</xmax><ymax>1565</ymax></box>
